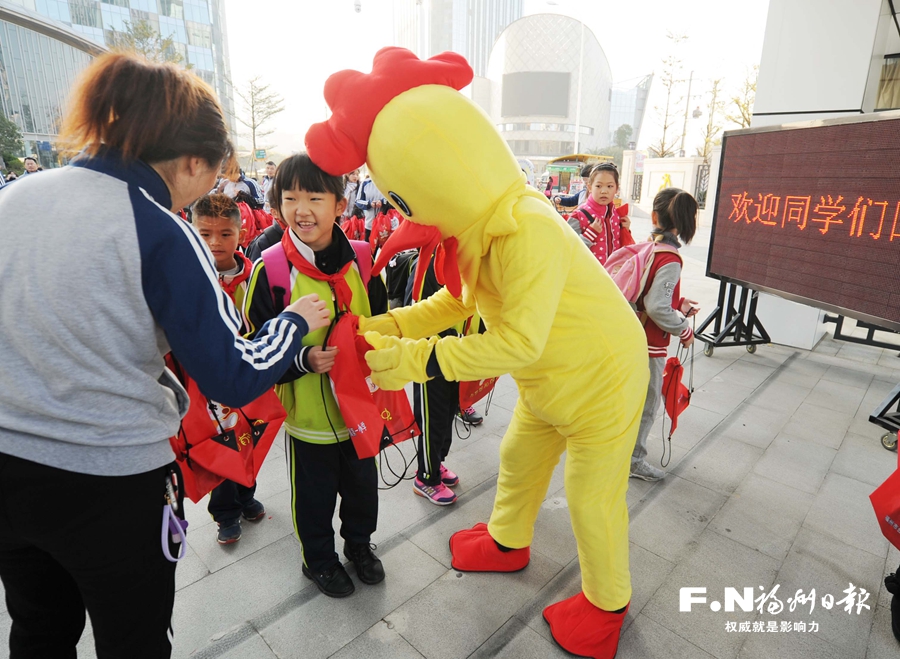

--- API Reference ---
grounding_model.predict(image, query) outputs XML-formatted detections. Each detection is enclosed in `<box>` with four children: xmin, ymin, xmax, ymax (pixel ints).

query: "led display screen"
<box><xmin>708</xmin><ymin>114</ymin><xmax>900</xmax><ymax>330</ymax></box>
<box><xmin>501</xmin><ymin>72</ymin><xmax>570</xmax><ymax>117</ymax></box>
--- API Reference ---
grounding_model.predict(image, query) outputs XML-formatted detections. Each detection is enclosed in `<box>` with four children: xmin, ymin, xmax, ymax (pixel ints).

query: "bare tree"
<box><xmin>696</xmin><ymin>78</ymin><xmax>725</xmax><ymax>161</ymax></box>
<box><xmin>233</xmin><ymin>77</ymin><xmax>285</xmax><ymax>171</ymax></box>
<box><xmin>109</xmin><ymin>19</ymin><xmax>185</xmax><ymax>65</ymax></box>
<box><xmin>647</xmin><ymin>33</ymin><xmax>687</xmax><ymax>158</ymax></box>
<box><xmin>725</xmin><ymin>65</ymin><xmax>758</xmax><ymax>129</ymax></box>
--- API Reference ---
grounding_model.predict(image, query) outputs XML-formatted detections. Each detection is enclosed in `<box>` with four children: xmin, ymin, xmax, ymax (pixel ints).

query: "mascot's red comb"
<box><xmin>305</xmin><ymin>47</ymin><xmax>473</xmax><ymax>177</ymax></box>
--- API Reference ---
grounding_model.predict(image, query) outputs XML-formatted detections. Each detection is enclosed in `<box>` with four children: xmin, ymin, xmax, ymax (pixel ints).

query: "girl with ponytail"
<box><xmin>629</xmin><ymin>188</ymin><xmax>701</xmax><ymax>481</ymax></box>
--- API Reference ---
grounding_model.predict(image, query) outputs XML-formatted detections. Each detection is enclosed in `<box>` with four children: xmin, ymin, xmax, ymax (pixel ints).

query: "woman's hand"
<box><xmin>680</xmin><ymin>298</ymin><xmax>700</xmax><ymax>318</ymax></box>
<box><xmin>286</xmin><ymin>294</ymin><xmax>331</xmax><ymax>332</ymax></box>
<box><xmin>620</xmin><ymin>214</ymin><xmax>632</xmax><ymax>232</ymax></box>
<box><xmin>680</xmin><ymin>334</ymin><xmax>695</xmax><ymax>348</ymax></box>
<box><xmin>307</xmin><ymin>346</ymin><xmax>338</xmax><ymax>374</ymax></box>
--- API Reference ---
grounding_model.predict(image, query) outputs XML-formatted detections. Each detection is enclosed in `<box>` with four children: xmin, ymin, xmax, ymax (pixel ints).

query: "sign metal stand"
<box><xmin>694</xmin><ymin>280</ymin><xmax>770</xmax><ymax>357</ymax></box>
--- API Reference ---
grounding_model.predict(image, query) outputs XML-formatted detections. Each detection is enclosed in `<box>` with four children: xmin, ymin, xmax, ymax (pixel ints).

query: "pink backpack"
<box><xmin>262</xmin><ymin>241</ymin><xmax>371</xmax><ymax>311</ymax></box>
<box><xmin>604</xmin><ymin>241</ymin><xmax>681</xmax><ymax>304</ymax></box>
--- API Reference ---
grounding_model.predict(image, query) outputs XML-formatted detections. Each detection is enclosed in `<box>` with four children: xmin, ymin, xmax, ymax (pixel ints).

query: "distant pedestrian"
<box><xmin>19</xmin><ymin>156</ymin><xmax>39</xmax><ymax>177</ymax></box>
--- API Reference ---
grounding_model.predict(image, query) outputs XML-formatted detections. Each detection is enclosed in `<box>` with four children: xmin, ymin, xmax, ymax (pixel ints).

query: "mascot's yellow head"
<box><xmin>306</xmin><ymin>47</ymin><xmax>551</xmax><ymax>299</ymax></box>
<box><xmin>305</xmin><ymin>47</ymin><xmax>532</xmax><ymax>240</ymax></box>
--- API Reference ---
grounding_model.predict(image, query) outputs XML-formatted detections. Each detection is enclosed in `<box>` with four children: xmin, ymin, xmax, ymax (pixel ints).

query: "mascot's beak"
<box><xmin>372</xmin><ymin>220</ymin><xmax>462</xmax><ymax>301</ymax></box>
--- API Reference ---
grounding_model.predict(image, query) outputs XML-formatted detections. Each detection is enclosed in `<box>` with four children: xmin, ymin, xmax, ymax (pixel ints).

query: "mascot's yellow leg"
<box><xmin>487</xmin><ymin>403</ymin><xmax>567</xmax><ymax>550</ymax></box>
<box><xmin>565</xmin><ymin>403</ymin><xmax>642</xmax><ymax>611</ymax></box>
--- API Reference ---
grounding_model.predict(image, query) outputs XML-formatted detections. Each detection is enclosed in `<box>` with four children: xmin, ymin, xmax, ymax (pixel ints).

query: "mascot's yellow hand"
<box><xmin>359</xmin><ymin>313</ymin><xmax>402</xmax><ymax>338</ymax></box>
<box><xmin>364</xmin><ymin>332</ymin><xmax>439</xmax><ymax>391</ymax></box>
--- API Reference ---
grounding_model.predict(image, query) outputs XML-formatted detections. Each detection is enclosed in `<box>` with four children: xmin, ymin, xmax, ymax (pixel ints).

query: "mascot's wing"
<box><xmin>305</xmin><ymin>47</ymin><xmax>473</xmax><ymax>177</ymax></box>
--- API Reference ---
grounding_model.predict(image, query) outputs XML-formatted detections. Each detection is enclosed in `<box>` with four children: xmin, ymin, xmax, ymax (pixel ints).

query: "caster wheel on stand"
<box><xmin>882</xmin><ymin>432</ymin><xmax>898</xmax><ymax>452</ymax></box>
<box><xmin>703</xmin><ymin>344</ymin><xmax>714</xmax><ymax>358</ymax></box>
<box><xmin>746</xmin><ymin>344</ymin><xmax>757</xmax><ymax>354</ymax></box>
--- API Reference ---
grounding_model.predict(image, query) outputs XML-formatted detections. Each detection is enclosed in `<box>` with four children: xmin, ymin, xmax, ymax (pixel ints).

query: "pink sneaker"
<box><xmin>440</xmin><ymin>464</ymin><xmax>459</xmax><ymax>487</ymax></box>
<box><xmin>413</xmin><ymin>478</ymin><xmax>457</xmax><ymax>506</ymax></box>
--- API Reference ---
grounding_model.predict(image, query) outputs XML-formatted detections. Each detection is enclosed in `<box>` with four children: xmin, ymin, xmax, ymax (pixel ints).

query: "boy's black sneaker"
<box><xmin>216</xmin><ymin>520</ymin><xmax>242</xmax><ymax>545</ymax></box>
<box><xmin>343</xmin><ymin>541</ymin><xmax>385</xmax><ymax>585</ymax></box>
<box><xmin>241</xmin><ymin>499</ymin><xmax>266</xmax><ymax>522</ymax></box>
<box><xmin>885</xmin><ymin>572</ymin><xmax>900</xmax><ymax>642</ymax></box>
<box><xmin>302</xmin><ymin>562</ymin><xmax>355</xmax><ymax>598</ymax></box>
<box><xmin>458</xmin><ymin>406</ymin><xmax>484</xmax><ymax>426</ymax></box>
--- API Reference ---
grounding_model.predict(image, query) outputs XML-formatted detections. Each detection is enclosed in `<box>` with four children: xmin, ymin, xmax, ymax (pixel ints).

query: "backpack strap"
<box><xmin>261</xmin><ymin>243</ymin><xmax>291</xmax><ymax>312</ymax></box>
<box><xmin>349</xmin><ymin>240</ymin><xmax>372</xmax><ymax>287</ymax></box>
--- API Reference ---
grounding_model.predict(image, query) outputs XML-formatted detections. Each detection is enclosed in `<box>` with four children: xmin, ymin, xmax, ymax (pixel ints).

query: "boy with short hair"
<box><xmin>193</xmin><ymin>193</ymin><xmax>267</xmax><ymax>543</ymax></box>
<box><xmin>244</xmin><ymin>153</ymin><xmax>388</xmax><ymax>598</ymax></box>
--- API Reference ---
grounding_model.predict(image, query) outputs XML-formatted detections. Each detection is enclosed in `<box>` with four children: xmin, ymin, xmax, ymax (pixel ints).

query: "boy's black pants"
<box><xmin>208</xmin><ymin>479</ymin><xmax>257</xmax><ymax>523</ymax></box>
<box><xmin>287</xmin><ymin>436</ymin><xmax>377</xmax><ymax>573</ymax></box>
<box><xmin>413</xmin><ymin>376</ymin><xmax>459</xmax><ymax>486</ymax></box>
<box><xmin>0</xmin><ymin>452</ymin><xmax>178</xmax><ymax>659</ymax></box>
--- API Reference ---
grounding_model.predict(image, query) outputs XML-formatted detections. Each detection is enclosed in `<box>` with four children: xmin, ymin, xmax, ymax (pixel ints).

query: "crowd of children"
<box><xmin>186</xmin><ymin>154</ymin><xmax>698</xmax><ymax>596</ymax></box>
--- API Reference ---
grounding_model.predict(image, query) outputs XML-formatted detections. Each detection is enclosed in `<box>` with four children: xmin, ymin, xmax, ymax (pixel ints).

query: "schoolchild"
<box><xmin>568</xmin><ymin>163</ymin><xmax>633</xmax><ymax>265</ymax></box>
<box><xmin>404</xmin><ymin>253</ymin><xmax>462</xmax><ymax>506</ymax></box>
<box><xmin>630</xmin><ymin>188</ymin><xmax>701</xmax><ymax>481</ymax></box>
<box><xmin>244</xmin><ymin>153</ymin><xmax>388</xmax><ymax>598</ymax></box>
<box><xmin>191</xmin><ymin>193</ymin><xmax>268</xmax><ymax>544</ymax></box>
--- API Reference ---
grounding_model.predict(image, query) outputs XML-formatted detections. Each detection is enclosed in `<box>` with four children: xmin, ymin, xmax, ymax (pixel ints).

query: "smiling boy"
<box><xmin>243</xmin><ymin>153</ymin><xmax>387</xmax><ymax>598</ymax></box>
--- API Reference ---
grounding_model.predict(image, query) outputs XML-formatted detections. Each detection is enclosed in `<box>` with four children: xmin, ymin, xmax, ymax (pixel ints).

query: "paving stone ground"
<box><xmin>6</xmin><ymin>209</ymin><xmax>899</xmax><ymax>658</ymax></box>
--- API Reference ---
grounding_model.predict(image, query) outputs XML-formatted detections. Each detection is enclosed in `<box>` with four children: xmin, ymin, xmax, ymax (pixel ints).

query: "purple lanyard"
<box><xmin>161</xmin><ymin>478</ymin><xmax>188</xmax><ymax>563</ymax></box>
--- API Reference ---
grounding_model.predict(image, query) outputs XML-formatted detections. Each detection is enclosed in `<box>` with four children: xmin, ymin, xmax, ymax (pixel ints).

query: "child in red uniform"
<box><xmin>568</xmin><ymin>163</ymin><xmax>633</xmax><ymax>265</ymax></box>
<box><xmin>193</xmin><ymin>193</ymin><xmax>266</xmax><ymax>543</ymax></box>
<box><xmin>630</xmin><ymin>188</ymin><xmax>700</xmax><ymax>481</ymax></box>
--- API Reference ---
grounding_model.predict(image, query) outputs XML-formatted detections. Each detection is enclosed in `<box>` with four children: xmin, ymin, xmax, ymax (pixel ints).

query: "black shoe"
<box><xmin>886</xmin><ymin>572</ymin><xmax>900</xmax><ymax>642</ymax></box>
<box><xmin>241</xmin><ymin>499</ymin><xmax>266</xmax><ymax>522</ymax></box>
<box><xmin>343</xmin><ymin>541</ymin><xmax>385</xmax><ymax>585</ymax></box>
<box><xmin>302</xmin><ymin>562</ymin><xmax>355</xmax><ymax>598</ymax></box>
<box><xmin>216</xmin><ymin>520</ymin><xmax>242</xmax><ymax>545</ymax></box>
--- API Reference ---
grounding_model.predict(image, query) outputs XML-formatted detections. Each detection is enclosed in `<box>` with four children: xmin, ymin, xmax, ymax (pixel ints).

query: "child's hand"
<box><xmin>307</xmin><ymin>346</ymin><xmax>338</xmax><ymax>373</ymax></box>
<box><xmin>589</xmin><ymin>217</ymin><xmax>604</xmax><ymax>234</ymax></box>
<box><xmin>680</xmin><ymin>298</ymin><xmax>700</xmax><ymax>318</ymax></box>
<box><xmin>620</xmin><ymin>215</ymin><xmax>631</xmax><ymax>231</ymax></box>
<box><xmin>286</xmin><ymin>294</ymin><xmax>331</xmax><ymax>332</ymax></box>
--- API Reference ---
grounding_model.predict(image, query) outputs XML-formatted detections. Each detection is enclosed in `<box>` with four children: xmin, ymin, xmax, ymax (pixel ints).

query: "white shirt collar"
<box><xmin>288</xmin><ymin>227</ymin><xmax>316</xmax><ymax>265</ymax></box>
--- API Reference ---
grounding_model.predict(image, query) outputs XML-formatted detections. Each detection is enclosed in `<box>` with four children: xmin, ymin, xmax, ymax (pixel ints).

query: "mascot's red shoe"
<box><xmin>449</xmin><ymin>523</ymin><xmax>530</xmax><ymax>572</ymax></box>
<box><xmin>543</xmin><ymin>591</ymin><xmax>628</xmax><ymax>659</ymax></box>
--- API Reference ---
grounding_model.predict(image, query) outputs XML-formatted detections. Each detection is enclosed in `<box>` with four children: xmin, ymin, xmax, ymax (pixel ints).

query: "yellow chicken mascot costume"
<box><xmin>306</xmin><ymin>47</ymin><xmax>648</xmax><ymax>659</ymax></box>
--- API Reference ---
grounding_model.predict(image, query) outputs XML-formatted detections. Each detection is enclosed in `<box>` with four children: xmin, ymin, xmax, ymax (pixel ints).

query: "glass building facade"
<box><xmin>0</xmin><ymin>0</ymin><xmax>234</xmax><ymax>168</ymax></box>
<box><xmin>609</xmin><ymin>74</ymin><xmax>652</xmax><ymax>147</ymax></box>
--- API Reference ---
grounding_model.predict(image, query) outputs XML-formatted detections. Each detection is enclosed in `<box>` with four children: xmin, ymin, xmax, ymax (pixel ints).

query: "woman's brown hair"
<box><xmin>60</xmin><ymin>52</ymin><xmax>235</xmax><ymax>174</ymax></box>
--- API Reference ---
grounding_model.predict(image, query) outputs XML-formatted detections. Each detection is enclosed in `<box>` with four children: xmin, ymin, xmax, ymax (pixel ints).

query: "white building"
<box><xmin>392</xmin><ymin>0</ymin><xmax>522</xmax><ymax>77</ymax></box>
<box><xmin>484</xmin><ymin>13</ymin><xmax>613</xmax><ymax>173</ymax></box>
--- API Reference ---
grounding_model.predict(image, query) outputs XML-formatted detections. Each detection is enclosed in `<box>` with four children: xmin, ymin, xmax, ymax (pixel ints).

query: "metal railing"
<box><xmin>695</xmin><ymin>163</ymin><xmax>711</xmax><ymax>209</ymax></box>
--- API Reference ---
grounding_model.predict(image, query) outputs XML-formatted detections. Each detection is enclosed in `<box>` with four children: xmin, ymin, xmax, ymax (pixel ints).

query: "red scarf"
<box><xmin>218</xmin><ymin>252</ymin><xmax>254</xmax><ymax>302</ymax></box>
<box><xmin>280</xmin><ymin>230</ymin><xmax>355</xmax><ymax>311</ymax></box>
